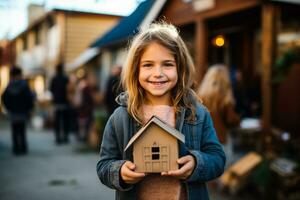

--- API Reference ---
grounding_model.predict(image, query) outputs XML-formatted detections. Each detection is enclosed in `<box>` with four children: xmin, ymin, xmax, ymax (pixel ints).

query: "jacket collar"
<box><xmin>115</xmin><ymin>92</ymin><xmax>128</xmax><ymax>106</ymax></box>
<box><xmin>116</xmin><ymin>91</ymin><xmax>189</xmax><ymax>131</ymax></box>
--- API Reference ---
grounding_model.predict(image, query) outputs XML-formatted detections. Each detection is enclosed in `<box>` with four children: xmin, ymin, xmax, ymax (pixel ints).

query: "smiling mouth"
<box><xmin>148</xmin><ymin>81</ymin><xmax>168</xmax><ymax>85</ymax></box>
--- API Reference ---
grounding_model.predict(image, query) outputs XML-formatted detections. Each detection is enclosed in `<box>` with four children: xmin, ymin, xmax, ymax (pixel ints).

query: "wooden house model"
<box><xmin>124</xmin><ymin>116</ymin><xmax>185</xmax><ymax>173</ymax></box>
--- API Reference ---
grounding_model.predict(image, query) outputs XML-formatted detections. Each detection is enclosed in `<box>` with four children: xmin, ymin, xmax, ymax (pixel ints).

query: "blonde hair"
<box><xmin>121</xmin><ymin>22</ymin><xmax>196</xmax><ymax>123</ymax></box>
<box><xmin>197</xmin><ymin>64</ymin><xmax>235</xmax><ymax>113</ymax></box>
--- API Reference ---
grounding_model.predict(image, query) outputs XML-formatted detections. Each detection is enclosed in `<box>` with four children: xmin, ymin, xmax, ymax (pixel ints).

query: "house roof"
<box><xmin>90</xmin><ymin>0</ymin><xmax>156</xmax><ymax>48</ymax></box>
<box><xmin>124</xmin><ymin>115</ymin><xmax>185</xmax><ymax>152</ymax></box>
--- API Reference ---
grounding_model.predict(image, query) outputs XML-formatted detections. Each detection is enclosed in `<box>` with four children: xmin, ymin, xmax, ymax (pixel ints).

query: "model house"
<box><xmin>124</xmin><ymin>116</ymin><xmax>185</xmax><ymax>173</ymax></box>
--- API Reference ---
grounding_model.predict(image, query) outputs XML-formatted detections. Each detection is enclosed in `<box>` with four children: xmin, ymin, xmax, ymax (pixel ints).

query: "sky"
<box><xmin>0</xmin><ymin>0</ymin><xmax>141</xmax><ymax>40</ymax></box>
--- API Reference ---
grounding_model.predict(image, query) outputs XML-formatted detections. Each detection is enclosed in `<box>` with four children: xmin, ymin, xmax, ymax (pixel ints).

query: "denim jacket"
<box><xmin>97</xmin><ymin>92</ymin><xmax>225</xmax><ymax>200</ymax></box>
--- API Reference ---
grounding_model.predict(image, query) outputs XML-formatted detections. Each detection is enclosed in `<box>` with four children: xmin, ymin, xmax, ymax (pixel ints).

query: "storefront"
<box><xmin>160</xmin><ymin>0</ymin><xmax>300</xmax><ymax>142</ymax></box>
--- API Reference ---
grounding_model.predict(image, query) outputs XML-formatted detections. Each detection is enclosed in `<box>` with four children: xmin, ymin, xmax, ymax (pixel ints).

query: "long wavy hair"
<box><xmin>121</xmin><ymin>22</ymin><xmax>197</xmax><ymax>123</ymax></box>
<box><xmin>197</xmin><ymin>64</ymin><xmax>235</xmax><ymax>113</ymax></box>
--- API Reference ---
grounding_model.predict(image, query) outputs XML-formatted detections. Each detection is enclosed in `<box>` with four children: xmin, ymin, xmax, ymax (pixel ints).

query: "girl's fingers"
<box><xmin>124</xmin><ymin>169</ymin><xmax>145</xmax><ymax>178</ymax></box>
<box><xmin>177</xmin><ymin>155</ymin><xmax>193</xmax><ymax>165</ymax></box>
<box><xmin>121</xmin><ymin>161</ymin><xmax>145</xmax><ymax>183</ymax></box>
<box><xmin>164</xmin><ymin>156</ymin><xmax>195</xmax><ymax>179</ymax></box>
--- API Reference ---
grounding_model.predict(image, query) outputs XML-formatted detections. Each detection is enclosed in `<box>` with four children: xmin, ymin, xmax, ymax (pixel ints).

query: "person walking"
<box><xmin>50</xmin><ymin>63</ymin><xmax>70</xmax><ymax>144</ymax></box>
<box><xmin>1</xmin><ymin>66</ymin><xmax>35</xmax><ymax>155</ymax></box>
<box><xmin>97</xmin><ymin>22</ymin><xmax>225</xmax><ymax>200</ymax></box>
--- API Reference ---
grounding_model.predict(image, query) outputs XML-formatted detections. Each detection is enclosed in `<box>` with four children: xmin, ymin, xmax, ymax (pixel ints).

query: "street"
<box><xmin>0</xmin><ymin>117</ymin><xmax>114</xmax><ymax>200</ymax></box>
<box><xmin>0</xmin><ymin>116</ymin><xmax>259</xmax><ymax>200</ymax></box>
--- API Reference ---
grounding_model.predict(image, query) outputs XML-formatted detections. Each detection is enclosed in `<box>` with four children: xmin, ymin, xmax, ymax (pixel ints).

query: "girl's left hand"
<box><xmin>161</xmin><ymin>155</ymin><xmax>195</xmax><ymax>180</ymax></box>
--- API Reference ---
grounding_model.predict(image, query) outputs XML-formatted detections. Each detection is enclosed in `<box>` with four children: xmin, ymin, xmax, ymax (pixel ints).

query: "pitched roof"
<box><xmin>90</xmin><ymin>0</ymin><xmax>166</xmax><ymax>48</ymax></box>
<box><xmin>124</xmin><ymin>115</ymin><xmax>185</xmax><ymax>152</ymax></box>
<box><xmin>89</xmin><ymin>0</ymin><xmax>153</xmax><ymax>47</ymax></box>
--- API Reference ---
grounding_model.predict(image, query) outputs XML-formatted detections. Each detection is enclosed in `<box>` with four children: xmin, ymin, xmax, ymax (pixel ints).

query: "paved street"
<box><xmin>0</xmin><ymin>117</ymin><xmax>114</xmax><ymax>200</ymax></box>
<box><xmin>0</xmin><ymin>116</ymin><xmax>256</xmax><ymax>200</ymax></box>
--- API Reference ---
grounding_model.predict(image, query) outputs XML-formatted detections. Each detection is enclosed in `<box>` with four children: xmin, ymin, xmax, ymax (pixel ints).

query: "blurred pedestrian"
<box><xmin>67</xmin><ymin>73</ymin><xmax>79</xmax><ymax>136</ymax></box>
<box><xmin>50</xmin><ymin>63</ymin><xmax>70</xmax><ymax>144</ymax></box>
<box><xmin>77</xmin><ymin>73</ymin><xmax>99</xmax><ymax>141</ymax></box>
<box><xmin>104</xmin><ymin>65</ymin><xmax>122</xmax><ymax>115</ymax></box>
<box><xmin>1</xmin><ymin>66</ymin><xmax>35</xmax><ymax>155</ymax></box>
<box><xmin>198</xmin><ymin>64</ymin><xmax>240</xmax><ymax>165</ymax></box>
<box><xmin>230</xmin><ymin>67</ymin><xmax>250</xmax><ymax>118</ymax></box>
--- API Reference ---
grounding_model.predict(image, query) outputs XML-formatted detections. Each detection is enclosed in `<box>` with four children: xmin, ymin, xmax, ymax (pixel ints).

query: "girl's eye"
<box><xmin>164</xmin><ymin>63</ymin><xmax>175</xmax><ymax>67</ymax></box>
<box><xmin>142</xmin><ymin>64</ymin><xmax>152</xmax><ymax>68</ymax></box>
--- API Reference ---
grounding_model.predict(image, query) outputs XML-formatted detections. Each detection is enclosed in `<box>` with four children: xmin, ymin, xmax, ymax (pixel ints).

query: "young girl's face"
<box><xmin>138</xmin><ymin>42</ymin><xmax>178</xmax><ymax>105</ymax></box>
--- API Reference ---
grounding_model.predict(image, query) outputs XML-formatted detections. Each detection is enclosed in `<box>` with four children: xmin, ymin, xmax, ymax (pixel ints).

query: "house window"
<box><xmin>34</xmin><ymin>26</ymin><xmax>41</xmax><ymax>45</ymax></box>
<box><xmin>152</xmin><ymin>147</ymin><xmax>159</xmax><ymax>153</ymax></box>
<box><xmin>23</xmin><ymin>36</ymin><xmax>28</xmax><ymax>50</ymax></box>
<box><xmin>151</xmin><ymin>147</ymin><xmax>160</xmax><ymax>160</ymax></box>
<box><xmin>152</xmin><ymin>154</ymin><xmax>159</xmax><ymax>160</ymax></box>
<box><xmin>46</xmin><ymin>16</ymin><xmax>54</xmax><ymax>28</ymax></box>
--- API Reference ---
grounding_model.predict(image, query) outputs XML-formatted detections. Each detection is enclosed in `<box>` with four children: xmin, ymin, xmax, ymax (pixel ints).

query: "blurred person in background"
<box><xmin>1</xmin><ymin>66</ymin><xmax>35</xmax><ymax>155</ymax></box>
<box><xmin>67</xmin><ymin>73</ymin><xmax>79</xmax><ymax>137</ymax></box>
<box><xmin>77</xmin><ymin>73</ymin><xmax>100</xmax><ymax>141</ymax></box>
<box><xmin>104</xmin><ymin>65</ymin><xmax>122</xmax><ymax>115</ymax></box>
<box><xmin>230</xmin><ymin>67</ymin><xmax>251</xmax><ymax>118</ymax></box>
<box><xmin>50</xmin><ymin>63</ymin><xmax>70</xmax><ymax>144</ymax></box>
<box><xmin>198</xmin><ymin>64</ymin><xmax>240</xmax><ymax>165</ymax></box>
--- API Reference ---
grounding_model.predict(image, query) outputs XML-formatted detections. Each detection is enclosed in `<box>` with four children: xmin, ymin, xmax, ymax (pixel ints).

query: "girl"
<box><xmin>197</xmin><ymin>64</ymin><xmax>240</xmax><ymax>166</ymax></box>
<box><xmin>97</xmin><ymin>22</ymin><xmax>225</xmax><ymax>200</ymax></box>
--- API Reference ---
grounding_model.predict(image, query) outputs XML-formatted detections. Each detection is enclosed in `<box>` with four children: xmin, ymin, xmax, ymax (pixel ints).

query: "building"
<box><xmin>159</xmin><ymin>0</ymin><xmax>300</xmax><ymax>146</ymax></box>
<box><xmin>0</xmin><ymin>40</ymin><xmax>12</xmax><ymax>112</ymax></box>
<box><xmin>9</xmin><ymin>6</ymin><xmax>121</xmax><ymax>100</ymax></box>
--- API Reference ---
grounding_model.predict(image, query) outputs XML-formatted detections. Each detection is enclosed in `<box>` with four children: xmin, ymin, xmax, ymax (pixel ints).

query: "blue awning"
<box><xmin>90</xmin><ymin>0</ymin><xmax>156</xmax><ymax>48</ymax></box>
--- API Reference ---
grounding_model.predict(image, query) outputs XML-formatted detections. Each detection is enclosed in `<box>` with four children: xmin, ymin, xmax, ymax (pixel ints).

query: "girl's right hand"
<box><xmin>120</xmin><ymin>161</ymin><xmax>145</xmax><ymax>184</ymax></box>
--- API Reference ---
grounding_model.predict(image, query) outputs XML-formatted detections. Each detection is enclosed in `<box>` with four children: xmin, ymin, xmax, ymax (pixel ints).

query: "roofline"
<box><xmin>52</xmin><ymin>8</ymin><xmax>123</xmax><ymax>17</ymax></box>
<box><xmin>124</xmin><ymin>115</ymin><xmax>185</xmax><ymax>152</ymax></box>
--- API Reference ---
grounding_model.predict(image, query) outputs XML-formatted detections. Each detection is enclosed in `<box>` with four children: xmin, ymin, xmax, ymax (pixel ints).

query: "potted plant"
<box><xmin>273</xmin><ymin>47</ymin><xmax>300</xmax><ymax>84</ymax></box>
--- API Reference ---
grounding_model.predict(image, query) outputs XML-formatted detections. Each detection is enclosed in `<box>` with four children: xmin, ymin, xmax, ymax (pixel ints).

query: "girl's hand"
<box><xmin>120</xmin><ymin>161</ymin><xmax>145</xmax><ymax>184</ymax></box>
<box><xmin>161</xmin><ymin>155</ymin><xmax>195</xmax><ymax>180</ymax></box>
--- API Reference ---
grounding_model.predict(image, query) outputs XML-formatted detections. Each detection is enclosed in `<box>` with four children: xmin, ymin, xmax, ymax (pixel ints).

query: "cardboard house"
<box><xmin>124</xmin><ymin>116</ymin><xmax>185</xmax><ymax>173</ymax></box>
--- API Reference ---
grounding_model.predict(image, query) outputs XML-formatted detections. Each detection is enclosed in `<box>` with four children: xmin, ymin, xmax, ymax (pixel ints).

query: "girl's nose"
<box><xmin>153</xmin><ymin>66</ymin><xmax>163</xmax><ymax>77</ymax></box>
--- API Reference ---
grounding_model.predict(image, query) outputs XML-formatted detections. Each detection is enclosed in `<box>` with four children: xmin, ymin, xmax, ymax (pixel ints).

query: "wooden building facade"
<box><xmin>159</xmin><ymin>0</ymin><xmax>300</xmax><ymax>145</ymax></box>
<box><xmin>9</xmin><ymin>8</ymin><xmax>121</xmax><ymax>99</ymax></box>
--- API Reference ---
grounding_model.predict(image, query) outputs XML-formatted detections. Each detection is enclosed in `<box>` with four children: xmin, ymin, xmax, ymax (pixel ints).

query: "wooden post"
<box><xmin>195</xmin><ymin>19</ymin><xmax>208</xmax><ymax>86</ymax></box>
<box><xmin>261</xmin><ymin>3</ymin><xmax>279</xmax><ymax>151</ymax></box>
